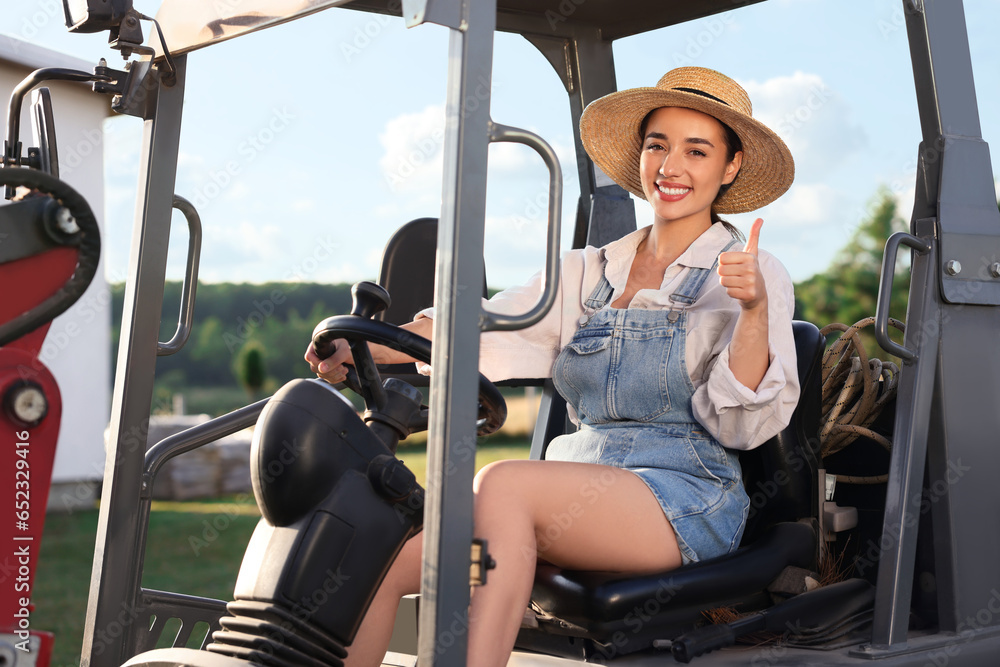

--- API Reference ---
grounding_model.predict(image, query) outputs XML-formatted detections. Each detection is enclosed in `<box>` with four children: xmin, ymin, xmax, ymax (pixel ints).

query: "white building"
<box><xmin>0</xmin><ymin>37</ymin><xmax>111</xmax><ymax>511</ymax></box>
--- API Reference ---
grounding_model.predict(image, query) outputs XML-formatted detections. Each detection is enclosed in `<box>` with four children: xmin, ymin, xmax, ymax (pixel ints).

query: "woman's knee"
<box><xmin>473</xmin><ymin>459</ymin><xmax>531</xmax><ymax>506</ymax></box>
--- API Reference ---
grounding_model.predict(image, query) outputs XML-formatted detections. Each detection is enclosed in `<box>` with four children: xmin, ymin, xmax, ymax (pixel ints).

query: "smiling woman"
<box><xmin>305</xmin><ymin>65</ymin><xmax>802</xmax><ymax>667</ymax></box>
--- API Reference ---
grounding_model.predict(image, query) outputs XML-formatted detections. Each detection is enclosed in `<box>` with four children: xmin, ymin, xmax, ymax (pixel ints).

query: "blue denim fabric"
<box><xmin>547</xmin><ymin>243</ymin><xmax>749</xmax><ymax>564</ymax></box>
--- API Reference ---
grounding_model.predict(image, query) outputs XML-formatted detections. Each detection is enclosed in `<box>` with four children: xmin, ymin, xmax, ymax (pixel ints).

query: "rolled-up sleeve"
<box><xmin>412</xmin><ymin>250</ymin><xmax>595</xmax><ymax>382</ymax></box>
<box><xmin>691</xmin><ymin>255</ymin><xmax>800</xmax><ymax>450</ymax></box>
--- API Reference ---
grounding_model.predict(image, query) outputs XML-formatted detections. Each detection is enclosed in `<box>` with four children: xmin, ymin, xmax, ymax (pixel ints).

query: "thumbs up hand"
<box><xmin>718</xmin><ymin>218</ymin><xmax>767</xmax><ymax>311</ymax></box>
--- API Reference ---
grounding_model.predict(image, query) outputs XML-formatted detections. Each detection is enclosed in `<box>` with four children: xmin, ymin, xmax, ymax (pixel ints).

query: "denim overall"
<box><xmin>546</xmin><ymin>242</ymin><xmax>750</xmax><ymax>564</ymax></box>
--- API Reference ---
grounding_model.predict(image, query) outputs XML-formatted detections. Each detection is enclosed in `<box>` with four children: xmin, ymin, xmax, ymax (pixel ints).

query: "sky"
<box><xmin>6</xmin><ymin>0</ymin><xmax>1000</xmax><ymax>290</ymax></box>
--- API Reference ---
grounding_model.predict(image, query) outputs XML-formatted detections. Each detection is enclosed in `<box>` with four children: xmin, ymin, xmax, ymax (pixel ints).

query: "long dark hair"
<box><xmin>640</xmin><ymin>109</ymin><xmax>745</xmax><ymax>241</ymax></box>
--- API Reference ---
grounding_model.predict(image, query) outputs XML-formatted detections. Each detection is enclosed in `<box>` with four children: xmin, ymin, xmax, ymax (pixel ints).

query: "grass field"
<box><xmin>33</xmin><ymin>443</ymin><xmax>529</xmax><ymax>667</ymax></box>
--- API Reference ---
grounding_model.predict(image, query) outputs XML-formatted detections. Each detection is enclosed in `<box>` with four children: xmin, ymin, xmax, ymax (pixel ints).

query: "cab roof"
<box><xmin>155</xmin><ymin>0</ymin><xmax>766</xmax><ymax>56</ymax></box>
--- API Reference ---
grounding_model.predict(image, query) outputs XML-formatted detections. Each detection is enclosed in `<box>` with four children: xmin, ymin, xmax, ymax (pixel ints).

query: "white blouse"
<box><xmin>416</xmin><ymin>223</ymin><xmax>800</xmax><ymax>451</ymax></box>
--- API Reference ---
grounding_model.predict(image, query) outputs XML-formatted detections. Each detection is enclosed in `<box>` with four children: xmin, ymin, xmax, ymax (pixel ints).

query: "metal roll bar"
<box><xmin>480</xmin><ymin>122</ymin><xmax>562</xmax><ymax>332</ymax></box>
<box><xmin>157</xmin><ymin>195</ymin><xmax>202</xmax><ymax>356</ymax></box>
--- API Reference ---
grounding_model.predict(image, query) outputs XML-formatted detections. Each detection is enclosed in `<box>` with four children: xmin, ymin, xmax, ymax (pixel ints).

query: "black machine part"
<box><xmin>30</xmin><ymin>88</ymin><xmax>58</xmax><ymax>178</ymax></box>
<box><xmin>204</xmin><ymin>377</ymin><xmax>426</xmax><ymax>667</ymax></box>
<box><xmin>125</xmin><ymin>283</ymin><xmax>504</xmax><ymax>666</ymax></box>
<box><xmin>123</xmin><ymin>376</ymin><xmax>430</xmax><ymax>667</ymax></box>
<box><xmin>0</xmin><ymin>167</ymin><xmax>101</xmax><ymax>346</ymax></box>
<box><xmin>312</xmin><ymin>280</ymin><xmax>507</xmax><ymax>440</ymax></box>
<box><xmin>670</xmin><ymin>578</ymin><xmax>875</xmax><ymax>663</ymax></box>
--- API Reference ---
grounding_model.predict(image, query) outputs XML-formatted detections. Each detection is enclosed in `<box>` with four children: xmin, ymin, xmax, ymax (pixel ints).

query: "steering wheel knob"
<box><xmin>351</xmin><ymin>281</ymin><xmax>391</xmax><ymax>320</ymax></box>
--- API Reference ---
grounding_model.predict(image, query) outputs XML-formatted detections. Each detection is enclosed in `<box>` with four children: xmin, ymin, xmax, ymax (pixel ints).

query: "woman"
<box><xmin>306</xmin><ymin>67</ymin><xmax>799</xmax><ymax>666</ymax></box>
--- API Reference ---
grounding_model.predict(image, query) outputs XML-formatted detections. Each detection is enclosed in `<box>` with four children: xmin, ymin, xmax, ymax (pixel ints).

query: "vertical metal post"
<box><xmin>564</xmin><ymin>31</ymin><xmax>635</xmax><ymax>249</ymax></box>
<box><xmin>522</xmin><ymin>28</ymin><xmax>634</xmax><ymax>250</ymax></box>
<box><xmin>80</xmin><ymin>57</ymin><xmax>186</xmax><ymax>667</ymax></box>
<box><xmin>868</xmin><ymin>215</ymin><xmax>938</xmax><ymax>648</ymax></box>
<box><xmin>868</xmin><ymin>0</ymin><xmax>1000</xmax><ymax>650</ymax></box>
<box><xmin>418</xmin><ymin>2</ymin><xmax>496</xmax><ymax>666</ymax></box>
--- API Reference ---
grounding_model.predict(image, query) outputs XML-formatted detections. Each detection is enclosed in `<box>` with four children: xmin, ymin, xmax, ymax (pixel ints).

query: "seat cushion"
<box><xmin>528</xmin><ymin>521</ymin><xmax>815</xmax><ymax>652</ymax></box>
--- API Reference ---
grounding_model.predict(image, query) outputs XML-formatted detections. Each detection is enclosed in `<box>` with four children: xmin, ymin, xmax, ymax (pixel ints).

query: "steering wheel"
<box><xmin>311</xmin><ymin>282</ymin><xmax>507</xmax><ymax>437</ymax></box>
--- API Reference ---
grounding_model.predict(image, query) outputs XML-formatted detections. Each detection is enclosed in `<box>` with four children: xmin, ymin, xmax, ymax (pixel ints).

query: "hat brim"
<box><xmin>580</xmin><ymin>87</ymin><xmax>794</xmax><ymax>214</ymax></box>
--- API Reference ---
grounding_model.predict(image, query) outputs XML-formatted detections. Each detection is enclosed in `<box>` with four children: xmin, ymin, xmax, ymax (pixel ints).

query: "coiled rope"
<box><xmin>819</xmin><ymin>317</ymin><xmax>905</xmax><ymax>484</ymax></box>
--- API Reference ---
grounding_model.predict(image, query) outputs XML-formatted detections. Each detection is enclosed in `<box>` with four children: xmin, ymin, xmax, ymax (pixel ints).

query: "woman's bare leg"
<box><xmin>344</xmin><ymin>535</ymin><xmax>423</xmax><ymax>667</ymax></box>
<box><xmin>466</xmin><ymin>459</ymin><xmax>683</xmax><ymax>667</ymax></box>
<box><xmin>347</xmin><ymin>459</ymin><xmax>682</xmax><ymax>667</ymax></box>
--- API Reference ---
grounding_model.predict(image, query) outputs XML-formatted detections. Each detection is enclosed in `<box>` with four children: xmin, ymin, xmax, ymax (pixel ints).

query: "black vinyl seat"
<box><xmin>518</xmin><ymin>320</ymin><xmax>827</xmax><ymax>658</ymax></box>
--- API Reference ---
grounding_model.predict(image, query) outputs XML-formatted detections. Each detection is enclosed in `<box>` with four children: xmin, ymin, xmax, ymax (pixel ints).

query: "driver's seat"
<box><xmin>517</xmin><ymin>320</ymin><xmax>825</xmax><ymax>658</ymax></box>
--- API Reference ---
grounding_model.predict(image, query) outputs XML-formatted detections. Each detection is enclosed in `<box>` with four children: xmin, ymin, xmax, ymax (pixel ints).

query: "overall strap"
<box><xmin>584</xmin><ymin>273</ymin><xmax>615</xmax><ymax>311</ymax></box>
<box><xmin>669</xmin><ymin>238</ymin><xmax>740</xmax><ymax>306</ymax></box>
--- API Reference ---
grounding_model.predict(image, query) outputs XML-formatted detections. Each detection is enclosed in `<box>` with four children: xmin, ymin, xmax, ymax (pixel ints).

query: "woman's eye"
<box><xmin>690</xmin><ymin>149</ymin><xmax>706</xmax><ymax>157</ymax></box>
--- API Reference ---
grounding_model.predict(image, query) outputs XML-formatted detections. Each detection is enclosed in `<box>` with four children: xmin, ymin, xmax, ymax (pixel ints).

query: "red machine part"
<box><xmin>0</xmin><ymin>348</ymin><xmax>62</xmax><ymax>658</ymax></box>
<box><xmin>1</xmin><ymin>246</ymin><xmax>77</xmax><ymax>663</ymax></box>
<box><xmin>0</xmin><ymin>247</ymin><xmax>79</xmax><ymax>357</ymax></box>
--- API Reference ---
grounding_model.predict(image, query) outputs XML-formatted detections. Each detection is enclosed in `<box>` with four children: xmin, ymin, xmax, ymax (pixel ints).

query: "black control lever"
<box><xmin>351</xmin><ymin>281</ymin><xmax>391</xmax><ymax>319</ymax></box>
<box><xmin>346</xmin><ymin>282</ymin><xmax>391</xmax><ymax>411</ymax></box>
<box><xmin>312</xmin><ymin>282</ymin><xmax>393</xmax><ymax>413</ymax></box>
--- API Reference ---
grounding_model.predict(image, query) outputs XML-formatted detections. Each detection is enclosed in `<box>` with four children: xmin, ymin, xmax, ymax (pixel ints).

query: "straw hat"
<box><xmin>580</xmin><ymin>67</ymin><xmax>794</xmax><ymax>214</ymax></box>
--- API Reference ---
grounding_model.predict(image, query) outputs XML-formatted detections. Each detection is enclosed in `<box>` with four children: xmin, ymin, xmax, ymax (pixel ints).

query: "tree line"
<box><xmin>110</xmin><ymin>282</ymin><xmax>355</xmax><ymax>397</ymax></box>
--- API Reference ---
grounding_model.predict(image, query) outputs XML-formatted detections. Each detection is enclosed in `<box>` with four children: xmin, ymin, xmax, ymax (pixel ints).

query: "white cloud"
<box><xmin>378</xmin><ymin>104</ymin><xmax>445</xmax><ymax>195</ymax></box>
<box><xmin>489</xmin><ymin>142</ymin><xmax>531</xmax><ymax>171</ymax></box>
<box><xmin>741</xmin><ymin>71</ymin><xmax>867</xmax><ymax>179</ymax></box>
<box><xmin>760</xmin><ymin>182</ymin><xmax>840</xmax><ymax>228</ymax></box>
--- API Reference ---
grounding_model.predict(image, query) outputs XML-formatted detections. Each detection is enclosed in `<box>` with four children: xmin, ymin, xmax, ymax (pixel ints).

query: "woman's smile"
<box><xmin>655</xmin><ymin>182</ymin><xmax>692</xmax><ymax>201</ymax></box>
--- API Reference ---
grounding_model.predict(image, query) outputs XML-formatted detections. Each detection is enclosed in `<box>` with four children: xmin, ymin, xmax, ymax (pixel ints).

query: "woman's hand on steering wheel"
<box><xmin>304</xmin><ymin>338</ymin><xmax>353</xmax><ymax>385</ymax></box>
<box><xmin>304</xmin><ymin>286</ymin><xmax>507</xmax><ymax>436</ymax></box>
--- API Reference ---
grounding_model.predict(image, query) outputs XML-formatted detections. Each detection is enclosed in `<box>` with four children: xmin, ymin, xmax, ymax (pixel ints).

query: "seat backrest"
<box><xmin>377</xmin><ymin>217</ymin><xmax>487</xmax><ymax>325</ymax></box>
<box><xmin>738</xmin><ymin>320</ymin><xmax>826</xmax><ymax>545</ymax></box>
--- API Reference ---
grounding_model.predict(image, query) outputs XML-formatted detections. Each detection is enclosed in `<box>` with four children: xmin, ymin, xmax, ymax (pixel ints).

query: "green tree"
<box><xmin>795</xmin><ymin>187</ymin><xmax>909</xmax><ymax>357</ymax></box>
<box><xmin>187</xmin><ymin>315</ymin><xmax>236</xmax><ymax>385</ymax></box>
<box><xmin>235</xmin><ymin>339</ymin><xmax>269</xmax><ymax>399</ymax></box>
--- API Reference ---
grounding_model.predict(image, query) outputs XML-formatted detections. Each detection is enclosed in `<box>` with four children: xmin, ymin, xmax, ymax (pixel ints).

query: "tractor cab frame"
<box><xmin>3</xmin><ymin>0</ymin><xmax>1000</xmax><ymax>665</ymax></box>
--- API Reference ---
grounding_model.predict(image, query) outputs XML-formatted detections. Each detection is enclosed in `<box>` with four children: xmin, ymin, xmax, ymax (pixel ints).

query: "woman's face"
<box><xmin>638</xmin><ymin>106</ymin><xmax>743</xmax><ymax>228</ymax></box>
